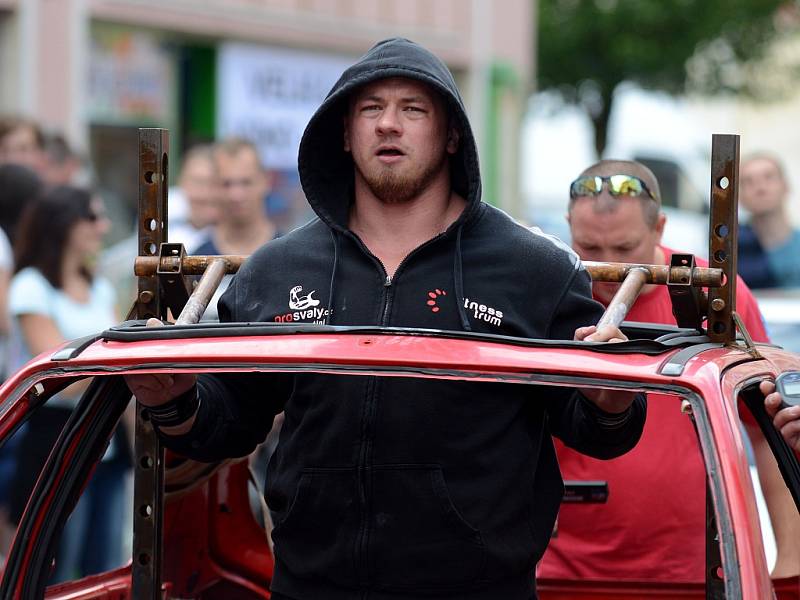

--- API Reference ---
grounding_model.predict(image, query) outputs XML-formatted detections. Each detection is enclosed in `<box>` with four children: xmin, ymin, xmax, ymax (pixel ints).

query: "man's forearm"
<box><xmin>567</xmin><ymin>391</ymin><xmax>647</xmax><ymax>460</ymax></box>
<box><xmin>749</xmin><ymin>422</ymin><xmax>800</xmax><ymax>577</ymax></box>
<box><xmin>148</xmin><ymin>386</ymin><xmax>200</xmax><ymax>436</ymax></box>
<box><xmin>580</xmin><ymin>388</ymin><xmax>638</xmax><ymax>413</ymax></box>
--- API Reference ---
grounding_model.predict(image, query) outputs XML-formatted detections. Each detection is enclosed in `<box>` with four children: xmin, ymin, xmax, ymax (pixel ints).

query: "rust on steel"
<box><xmin>175</xmin><ymin>258</ymin><xmax>229</xmax><ymax>325</ymax></box>
<box><xmin>135</xmin><ymin>254</ymin><xmax>245</xmax><ymax>277</ymax></box>
<box><xmin>156</xmin><ymin>243</ymin><xmax>192</xmax><ymax>318</ymax></box>
<box><xmin>135</xmin><ymin>256</ymin><xmax>725</xmax><ymax>290</ymax></box>
<box><xmin>132</xmin><ymin>128</ymin><xmax>168</xmax><ymax>600</ymax></box>
<box><xmin>136</xmin><ymin>129</ymin><xmax>169</xmax><ymax>320</ymax></box>
<box><xmin>707</xmin><ymin>134</ymin><xmax>739</xmax><ymax>344</ymax></box>
<box><xmin>584</xmin><ymin>262</ymin><xmax>723</xmax><ymax>288</ymax></box>
<box><xmin>596</xmin><ymin>267</ymin><xmax>649</xmax><ymax>330</ymax></box>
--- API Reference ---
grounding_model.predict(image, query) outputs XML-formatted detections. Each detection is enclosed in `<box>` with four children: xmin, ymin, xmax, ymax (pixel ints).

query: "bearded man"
<box><xmin>126</xmin><ymin>38</ymin><xmax>646</xmax><ymax>600</ymax></box>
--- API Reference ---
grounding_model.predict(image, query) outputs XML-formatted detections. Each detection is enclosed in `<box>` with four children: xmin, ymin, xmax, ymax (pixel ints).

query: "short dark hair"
<box><xmin>741</xmin><ymin>152</ymin><xmax>786</xmax><ymax>181</ymax></box>
<box><xmin>214</xmin><ymin>137</ymin><xmax>262</xmax><ymax>165</ymax></box>
<box><xmin>0</xmin><ymin>115</ymin><xmax>45</xmax><ymax>149</ymax></box>
<box><xmin>43</xmin><ymin>132</ymin><xmax>79</xmax><ymax>166</ymax></box>
<box><xmin>568</xmin><ymin>159</ymin><xmax>662</xmax><ymax>228</ymax></box>
<box><xmin>0</xmin><ymin>163</ymin><xmax>43</xmax><ymax>246</ymax></box>
<box><xmin>14</xmin><ymin>186</ymin><xmax>96</xmax><ymax>288</ymax></box>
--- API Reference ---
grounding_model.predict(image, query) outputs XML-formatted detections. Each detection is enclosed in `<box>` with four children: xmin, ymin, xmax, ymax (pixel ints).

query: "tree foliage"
<box><xmin>537</xmin><ymin>0</ymin><xmax>789</xmax><ymax>155</ymax></box>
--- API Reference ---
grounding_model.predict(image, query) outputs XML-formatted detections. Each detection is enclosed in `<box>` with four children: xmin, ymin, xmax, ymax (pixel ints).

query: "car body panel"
<box><xmin>0</xmin><ymin>329</ymin><xmax>797</xmax><ymax>599</ymax></box>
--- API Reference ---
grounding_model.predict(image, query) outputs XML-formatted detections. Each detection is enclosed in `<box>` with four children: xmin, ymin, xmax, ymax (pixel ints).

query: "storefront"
<box><xmin>1</xmin><ymin>0</ymin><xmax>532</xmax><ymax>238</ymax></box>
<box><xmin>88</xmin><ymin>23</ymin><xmax>180</xmax><ymax>242</ymax></box>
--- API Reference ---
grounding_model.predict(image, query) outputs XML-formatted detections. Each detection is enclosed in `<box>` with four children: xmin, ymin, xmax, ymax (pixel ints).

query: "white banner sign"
<box><xmin>217</xmin><ymin>43</ymin><xmax>353</xmax><ymax>169</ymax></box>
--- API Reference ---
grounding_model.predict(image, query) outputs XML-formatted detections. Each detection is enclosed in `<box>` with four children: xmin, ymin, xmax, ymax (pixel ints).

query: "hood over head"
<box><xmin>298</xmin><ymin>37</ymin><xmax>482</xmax><ymax>231</ymax></box>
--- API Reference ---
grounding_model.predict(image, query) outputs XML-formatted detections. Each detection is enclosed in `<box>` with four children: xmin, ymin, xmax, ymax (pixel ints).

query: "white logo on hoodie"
<box><xmin>289</xmin><ymin>285</ymin><xmax>321</xmax><ymax>310</ymax></box>
<box><xmin>463</xmin><ymin>297</ymin><xmax>504</xmax><ymax>327</ymax></box>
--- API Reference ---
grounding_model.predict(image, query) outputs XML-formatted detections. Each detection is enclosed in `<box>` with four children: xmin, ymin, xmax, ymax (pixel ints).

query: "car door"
<box><xmin>725</xmin><ymin>356</ymin><xmax>800</xmax><ymax>600</ymax></box>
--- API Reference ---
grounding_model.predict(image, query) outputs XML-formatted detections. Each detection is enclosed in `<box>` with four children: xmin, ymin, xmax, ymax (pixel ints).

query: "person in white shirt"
<box><xmin>8</xmin><ymin>186</ymin><xmax>130</xmax><ymax>582</ymax></box>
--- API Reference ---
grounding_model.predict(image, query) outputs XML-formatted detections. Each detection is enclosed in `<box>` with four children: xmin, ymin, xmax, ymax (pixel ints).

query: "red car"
<box><xmin>2</xmin><ymin>130</ymin><xmax>797</xmax><ymax>599</ymax></box>
<box><xmin>0</xmin><ymin>320</ymin><xmax>798</xmax><ymax>599</ymax></box>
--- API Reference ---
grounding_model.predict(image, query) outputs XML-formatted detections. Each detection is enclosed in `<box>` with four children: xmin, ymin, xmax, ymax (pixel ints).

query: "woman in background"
<box><xmin>0</xmin><ymin>164</ymin><xmax>44</xmax><ymax>564</ymax></box>
<box><xmin>8</xmin><ymin>185</ymin><xmax>131</xmax><ymax>582</ymax></box>
<box><xmin>0</xmin><ymin>163</ymin><xmax>43</xmax><ymax>379</ymax></box>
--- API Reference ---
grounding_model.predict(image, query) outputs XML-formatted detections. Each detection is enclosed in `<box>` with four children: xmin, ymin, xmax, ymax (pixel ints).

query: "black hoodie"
<box><xmin>163</xmin><ymin>38</ymin><xmax>646</xmax><ymax>600</ymax></box>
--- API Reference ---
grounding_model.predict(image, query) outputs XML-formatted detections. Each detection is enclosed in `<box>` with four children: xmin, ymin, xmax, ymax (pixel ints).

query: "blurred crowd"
<box><xmin>0</xmin><ymin>115</ymin><xmax>289</xmax><ymax>580</ymax></box>
<box><xmin>1</xmin><ymin>108</ymin><xmax>800</xmax><ymax>583</ymax></box>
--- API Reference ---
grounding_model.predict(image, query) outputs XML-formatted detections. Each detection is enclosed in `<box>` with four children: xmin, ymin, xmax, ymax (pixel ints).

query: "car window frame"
<box><xmin>0</xmin><ymin>358</ymin><xmax>750</xmax><ymax>598</ymax></box>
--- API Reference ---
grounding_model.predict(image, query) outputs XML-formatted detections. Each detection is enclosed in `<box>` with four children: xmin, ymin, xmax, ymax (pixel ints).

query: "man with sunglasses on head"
<box><xmin>538</xmin><ymin>159</ymin><xmax>800</xmax><ymax>584</ymax></box>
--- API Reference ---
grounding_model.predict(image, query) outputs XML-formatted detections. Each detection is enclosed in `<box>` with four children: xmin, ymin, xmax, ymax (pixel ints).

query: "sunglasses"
<box><xmin>83</xmin><ymin>209</ymin><xmax>107</xmax><ymax>223</ymax></box>
<box><xmin>569</xmin><ymin>175</ymin><xmax>657</xmax><ymax>201</ymax></box>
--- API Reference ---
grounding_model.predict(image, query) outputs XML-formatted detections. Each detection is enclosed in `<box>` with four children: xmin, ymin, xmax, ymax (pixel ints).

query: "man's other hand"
<box><xmin>123</xmin><ymin>318</ymin><xmax>198</xmax><ymax>435</ymax></box>
<box><xmin>574</xmin><ymin>324</ymin><xmax>627</xmax><ymax>343</ymax></box>
<box><xmin>762</xmin><ymin>380</ymin><xmax>800</xmax><ymax>452</ymax></box>
<box><xmin>574</xmin><ymin>324</ymin><xmax>636</xmax><ymax>414</ymax></box>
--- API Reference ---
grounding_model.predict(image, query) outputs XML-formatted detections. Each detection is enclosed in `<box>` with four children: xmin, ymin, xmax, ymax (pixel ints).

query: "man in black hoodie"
<box><xmin>127</xmin><ymin>38</ymin><xmax>646</xmax><ymax>600</ymax></box>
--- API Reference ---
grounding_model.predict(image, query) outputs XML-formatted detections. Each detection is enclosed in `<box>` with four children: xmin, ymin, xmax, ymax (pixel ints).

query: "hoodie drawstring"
<box><xmin>327</xmin><ymin>230</ymin><xmax>340</xmax><ymax>325</ymax></box>
<box><xmin>453</xmin><ymin>224</ymin><xmax>471</xmax><ymax>331</ymax></box>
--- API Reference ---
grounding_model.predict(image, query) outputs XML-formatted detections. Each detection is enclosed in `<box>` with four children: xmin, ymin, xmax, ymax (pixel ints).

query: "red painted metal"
<box><xmin>774</xmin><ymin>577</ymin><xmax>800</xmax><ymax>600</ymax></box>
<box><xmin>36</xmin><ymin>459</ymin><xmax>273</xmax><ymax>600</ymax></box>
<box><xmin>160</xmin><ymin>457</ymin><xmax>272</xmax><ymax>598</ymax></box>
<box><xmin>0</xmin><ymin>333</ymin><xmax>796</xmax><ymax>599</ymax></box>
<box><xmin>4</xmin><ymin>334</ymin><xmax>690</xmax><ymax>383</ymax></box>
<box><xmin>45</xmin><ymin>565</ymin><xmax>132</xmax><ymax>599</ymax></box>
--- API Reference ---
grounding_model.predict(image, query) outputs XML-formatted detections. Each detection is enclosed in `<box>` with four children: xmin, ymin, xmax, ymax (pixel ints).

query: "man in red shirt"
<box><xmin>538</xmin><ymin>159</ymin><xmax>800</xmax><ymax>582</ymax></box>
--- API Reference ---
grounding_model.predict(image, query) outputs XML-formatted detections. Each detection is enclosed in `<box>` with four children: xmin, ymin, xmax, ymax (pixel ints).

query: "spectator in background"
<box><xmin>184</xmin><ymin>140</ymin><xmax>281</xmax><ymax>523</ymax></box>
<box><xmin>0</xmin><ymin>116</ymin><xmax>46</xmax><ymax>175</ymax></box>
<box><xmin>168</xmin><ymin>144</ymin><xmax>222</xmax><ymax>253</ymax></box>
<box><xmin>195</xmin><ymin>137</ymin><xmax>279</xmax><ymax>321</ymax></box>
<box><xmin>0</xmin><ymin>164</ymin><xmax>44</xmax><ymax>366</ymax></box>
<box><xmin>100</xmin><ymin>144</ymin><xmax>222</xmax><ymax>317</ymax></box>
<box><xmin>7</xmin><ymin>186</ymin><xmax>131</xmax><ymax>582</ymax></box>
<box><xmin>0</xmin><ymin>164</ymin><xmax>43</xmax><ymax>250</ymax></box>
<box><xmin>42</xmin><ymin>132</ymin><xmax>84</xmax><ymax>186</ymax></box>
<box><xmin>739</xmin><ymin>153</ymin><xmax>800</xmax><ymax>289</ymax></box>
<box><xmin>198</xmin><ymin>138</ymin><xmax>278</xmax><ymax>256</ymax></box>
<box><xmin>538</xmin><ymin>159</ymin><xmax>800</xmax><ymax>583</ymax></box>
<box><xmin>0</xmin><ymin>163</ymin><xmax>44</xmax><ymax>564</ymax></box>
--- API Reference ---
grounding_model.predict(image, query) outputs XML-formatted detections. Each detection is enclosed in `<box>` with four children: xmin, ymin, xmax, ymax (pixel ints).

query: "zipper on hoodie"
<box><xmin>355</xmin><ymin>259</ymin><xmax>395</xmax><ymax>587</ymax></box>
<box><xmin>381</xmin><ymin>274</ymin><xmax>392</xmax><ymax>322</ymax></box>
<box><xmin>347</xmin><ymin>231</ymin><xmax>447</xmax><ymax>587</ymax></box>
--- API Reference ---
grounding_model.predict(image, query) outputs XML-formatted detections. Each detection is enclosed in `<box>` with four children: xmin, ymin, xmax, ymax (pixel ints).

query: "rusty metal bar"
<box><xmin>584</xmin><ymin>261</ymin><xmax>723</xmax><ymax>288</ymax></box>
<box><xmin>132</xmin><ymin>128</ymin><xmax>168</xmax><ymax>600</ymax></box>
<box><xmin>175</xmin><ymin>258</ymin><xmax>229</xmax><ymax>325</ymax></box>
<box><xmin>707</xmin><ymin>134</ymin><xmax>739</xmax><ymax>344</ymax></box>
<box><xmin>596</xmin><ymin>267</ymin><xmax>649</xmax><ymax>330</ymax></box>
<box><xmin>135</xmin><ymin>254</ymin><xmax>245</xmax><ymax>277</ymax></box>
<box><xmin>137</xmin><ymin>255</ymin><xmax>724</xmax><ymax>289</ymax></box>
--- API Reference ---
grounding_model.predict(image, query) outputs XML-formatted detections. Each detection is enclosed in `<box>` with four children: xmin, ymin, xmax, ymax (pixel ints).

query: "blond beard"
<box><xmin>357</xmin><ymin>154</ymin><xmax>446</xmax><ymax>204</ymax></box>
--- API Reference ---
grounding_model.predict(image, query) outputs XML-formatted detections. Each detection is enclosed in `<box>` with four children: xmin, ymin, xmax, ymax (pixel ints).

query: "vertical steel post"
<box><xmin>132</xmin><ymin>128</ymin><xmax>169</xmax><ymax>599</ymax></box>
<box><xmin>707</xmin><ymin>134</ymin><xmax>739</xmax><ymax>344</ymax></box>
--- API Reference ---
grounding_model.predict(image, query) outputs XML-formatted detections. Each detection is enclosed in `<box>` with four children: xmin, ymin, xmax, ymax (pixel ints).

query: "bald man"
<box><xmin>538</xmin><ymin>159</ymin><xmax>800</xmax><ymax>583</ymax></box>
<box><xmin>739</xmin><ymin>153</ymin><xmax>800</xmax><ymax>288</ymax></box>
